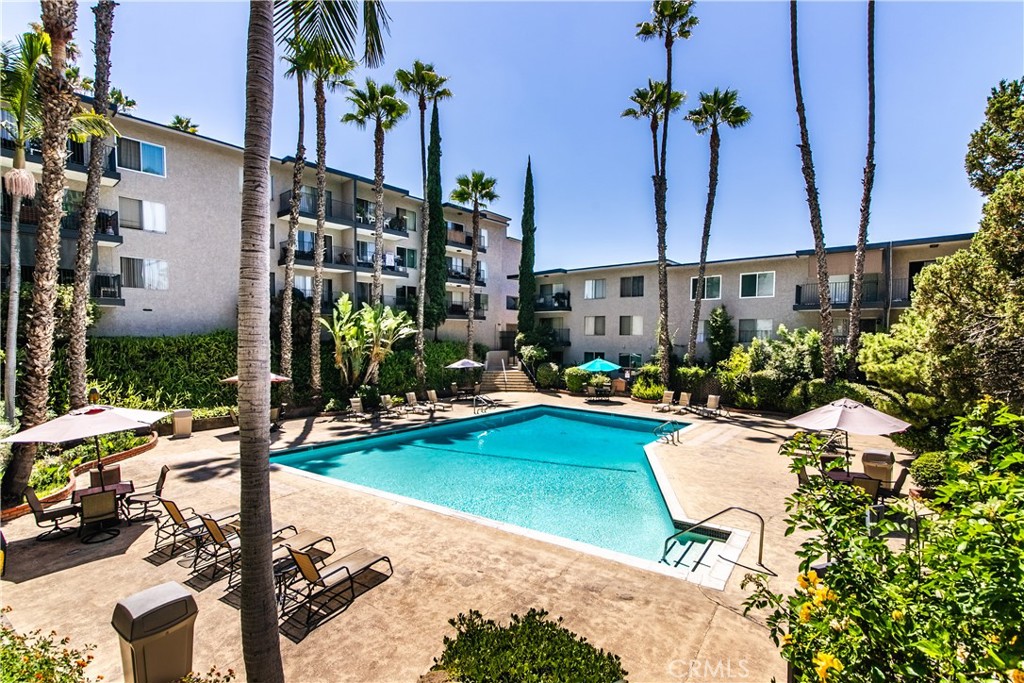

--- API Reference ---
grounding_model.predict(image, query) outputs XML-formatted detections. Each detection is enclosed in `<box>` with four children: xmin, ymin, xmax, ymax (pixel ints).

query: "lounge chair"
<box><xmin>852</xmin><ymin>476</ymin><xmax>882</xmax><ymax>503</ymax></box>
<box><xmin>123</xmin><ymin>465</ymin><xmax>170</xmax><ymax>521</ymax></box>
<box><xmin>674</xmin><ymin>392</ymin><xmax>692</xmax><ymax>414</ymax></box>
<box><xmin>378</xmin><ymin>395</ymin><xmax>400</xmax><ymax>418</ymax></box>
<box><xmin>154</xmin><ymin>498</ymin><xmax>237</xmax><ymax>556</ymax></box>
<box><xmin>653</xmin><ymin>390</ymin><xmax>675</xmax><ymax>413</ymax></box>
<box><xmin>426</xmin><ymin>389</ymin><xmax>451</xmax><ymax>411</ymax></box>
<box><xmin>79</xmin><ymin>490</ymin><xmax>121</xmax><ymax>544</ymax></box>
<box><xmin>283</xmin><ymin>546</ymin><xmax>393</xmax><ymax>628</ymax></box>
<box><xmin>344</xmin><ymin>398</ymin><xmax>373</xmax><ymax>422</ymax></box>
<box><xmin>194</xmin><ymin>515</ymin><xmax>297</xmax><ymax>584</ymax></box>
<box><xmin>24</xmin><ymin>486</ymin><xmax>80</xmax><ymax>541</ymax></box>
<box><xmin>404</xmin><ymin>392</ymin><xmax>431</xmax><ymax>415</ymax></box>
<box><xmin>700</xmin><ymin>394</ymin><xmax>727</xmax><ymax>418</ymax></box>
<box><xmin>585</xmin><ymin>386</ymin><xmax>599</xmax><ymax>403</ymax></box>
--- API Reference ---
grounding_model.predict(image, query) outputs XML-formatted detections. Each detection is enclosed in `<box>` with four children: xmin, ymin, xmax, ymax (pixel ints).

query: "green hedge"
<box><xmin>535</xmin><ymin>362</ymin><xmax>560</xmax><ymax>389</ymax></box>
<box><xmin>910</xmin><ymin>451</ymin><xmax>949</xmax><ymax>489</ymax></box>
<box><xmin>563</xmin><ymin>367</ymin><xmax>590</xmax><ymax>393</ymax></box>
<box><xmin>750</xmin><ymin>369</ymin><xmax>788</xmax><ymax>412</ymax></box>
<box><xmin>676</xmin><ymin>366</ymin><xmax>709</xmax><ymax>392</ymax></box>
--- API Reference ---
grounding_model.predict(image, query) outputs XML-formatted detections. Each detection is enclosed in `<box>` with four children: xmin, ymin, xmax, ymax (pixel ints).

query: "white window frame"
<box><xmin>116</xmin><ymin>136</ymin><xmax>167</xmax><ymax>178</ymax></box>
<box><xmin>584</xmin><ymin>315</ymin><xmax>605</xmax><ymax>336</ymax></box>
<box><xmin>690</xmin><ymin>274</ymin><xmax>722</xmax><ymax>301</ymax></box>
<box><xmin>739</xmin><ymin>271</ymin><xmax>776</xmax><ymax>299</ymax></box>
<box><xmin>738</xmin><ymin>318</ymin><xmax>773</xmax><ymax>343</ymax></box>
<box><xmin>619</xmin><ymin>315</ymin><xmax>643</xmax><ymax>336</ymax></box>
<box><xmin>584</xmin><ymin>278</ymin><xmax>606</xmax><ymax>300</ymax></box>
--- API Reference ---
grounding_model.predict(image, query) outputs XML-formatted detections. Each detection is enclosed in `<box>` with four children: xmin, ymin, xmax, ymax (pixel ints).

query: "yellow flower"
<box><xmin>813</xmin><ymin>653</ymin><xmax>844</xmax><ymax>682</ymax></box>
<box><xmin>797</xmin><ymin>570</ymin><xmax>819</xmax><ymax>591</ymax></box>
<box><xmin>1010</xmin><ymin>670</ymin><xmax>1024</xmax><ymax>683</ymax></box>
<box><xmin>811</xmin><ymin>586</ymin><xmax>837</xmax><ymax>606</ymax></box>
<box><xmin>987</xmin><ymin>634</ymin><xmax>1001</xmax><ymax>644</ymax></box>
<box><xmin>782</xmin><ymin>633</ymin><xmax>794</xmax><ymax>646</ymax></box>
<box><xmin>891</xmin><ymin>609</ymin><xmax>904</xmax><ymax>622</ymax></box>
<box><xmin>799</xmin><ymin>602</ymin><xmax>814</xmax><ymax>623</ymax></box>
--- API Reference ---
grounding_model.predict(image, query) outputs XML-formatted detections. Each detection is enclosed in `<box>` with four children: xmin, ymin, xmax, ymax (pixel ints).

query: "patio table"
<box><xmin>72</xmin><ymin>481</ymin><xmax>134</xmax><ymax>504</ymax></box>
<box><xmin>825</xmin><ymin>471</ymin><xmax>871</xmax><ymax>485</ymax></box>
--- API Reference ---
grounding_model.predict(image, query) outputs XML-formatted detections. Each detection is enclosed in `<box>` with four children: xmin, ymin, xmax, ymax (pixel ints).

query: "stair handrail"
<box><xmin>501</xmin><ymin>358</ymin><xmax>508</xmax><ymax>391</ymax></box>
<box><xmin>660</xmin><ymin>506</ymin><xmax>774</xmax><ymax>576</ymax></box>
<box><xmin>518</xmin><ymin>358</ymin><xmax>538</xmax><ymax>388</ymax></box>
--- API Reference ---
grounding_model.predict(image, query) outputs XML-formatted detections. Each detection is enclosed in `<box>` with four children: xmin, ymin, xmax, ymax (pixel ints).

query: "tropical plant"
<box><xmin>423</xmin><ymin>99</ymin><xmax>448</xmax><ymax>336</ymax></box>
<box><xmin>517</xmin><ymin>157</ymin><xmax>537</xmax><ymax>337</ymax></box>
<box><xmin>635</xmin><ymin>0</ymin><xmax>699</xmax><ymax>386</ymax></box>
<box><xmin>320</xmin><ymin>293</ymin><xmax>363</xmax><ymax>387</ymax></box>
<box><xmin>449</xmin><ymin>171</ymin><xmax>499</xmax><ymax>358</ymax></box>
<box><xmin>169</xmin><ymin>114</ymin><xmax>198</xmax><ymax>133</ymax></box>
<box><xmin>705</xmin><ymin>305</ymin><xmax>734</xmax><ymax>366</ymax></box>
<box><xmin>789</xmin><ymin>0</ymin><xmax>836</xmax><ymax>383</ymax></box>
<box><xmin>685</xmin><ymin>88</ymin><xmax>750</xmax><ymax>360</ymax></box>
<box><xmin>965</xmin><ymin>78</ymin><xmax>1024</xmax><ymax>196</ymax></box>
<box><xmin>236</xmin><ymin>1</ymin><xmax>284</xmax><ymax>679</ymax></box>
<box><xmin>395</xmin><ymin>60</ymin><xmax>452</xmax><ymax>385</ymax></box>
<box><xmin>69</xmin><ymin>0</ymin><xmax>118</xmax><ymax>412</ymax></box>
<box><xmin>319</xmin><ymin>293</ymin><xmax>416</xmax><ymax>387</ymax></box>
<box><xmin>359</xmin><ymin>303</ymin><xmax>416</xmax><ymax>385</ymax></box>
<box><xmin>342</xmin><ymin>78</ymin><xmax>409</xmax><ymax>304</ymax></box>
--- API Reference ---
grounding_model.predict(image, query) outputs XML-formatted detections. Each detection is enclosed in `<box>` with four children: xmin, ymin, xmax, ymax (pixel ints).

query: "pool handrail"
<box><xmin>660</xmin><ymin>506</ymin><xmax>775</xmax><ymax>576</ymax></box>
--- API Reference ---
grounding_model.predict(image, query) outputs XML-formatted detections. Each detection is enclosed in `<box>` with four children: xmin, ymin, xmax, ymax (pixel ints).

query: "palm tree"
<box><xmin>169</xmin><ymin>114</ymin><xmax>198</xmax><ymax>133</ymax></box>
<box><xmin>395</xmin><ymin>60</ymin><xmax>451</xmax><ymax>386</ymax></box>
<box><xmin>449</xmin><ymin>171</ymin><xmax>498</xmax><ymax>359</ymax></box>
<box><xmin>636</xmin><ymin>0</ymin><xmax>699</xmax><ymax>385</ymax></box>
<box><xmin>342</xmin><ymin>78</ymin><xmax>409</xmax><ymax>305</ymax></box>
<box><xmin>847</xmin><ymin>0</ymin><xmax>876</xmax><ymax>376</ymax></box>
<box><xmin>790</xmin><ymin>0</ymin><xmax>836</xmax><ymax>382</ymax></box>
<box><xmin>621</xmin><ymin>80</ymin><xmax>684</xmax><ymax>178</ymax></box>
<box><xmin>69</xmin><ymin>0</ymin><xmax>118</xmax><ymax>411</ymax></box>
<box><xmin>685</xmin><ymin>88</ymin><xmax>751</xmax><ymax>361</ymax></box>
<box><xmin>237</xmin><ymin>1</ymin><xmax>284</xmax><ymax>680</ymax></box>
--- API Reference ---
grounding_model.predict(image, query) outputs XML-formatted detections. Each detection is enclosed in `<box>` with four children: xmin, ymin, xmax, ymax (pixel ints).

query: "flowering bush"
<box><xmin>0</xmin><ymin>608</ymin><xmax>96</xmax><ymax>683</ymax></box>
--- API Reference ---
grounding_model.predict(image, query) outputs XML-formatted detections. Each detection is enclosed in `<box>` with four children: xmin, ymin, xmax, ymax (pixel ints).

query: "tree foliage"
<box><xmin>705</xmin><ymin>305</ymin><xmax>734</xmax><ymax>366</ymax></box>
<box><xmin>319</xmin><ymin>293</ymin><xmax>416</xmax><ymax>388</ymax></box>
<box><xmin>517</xmin><ymin>157</ymin><xmax>537</xmax><ymax>336</ymax></box>
<box><xmin>965</xmin><ymin>78</ymin><xmax>1024</xmax><ymax>196</ymax></box>
<box><xmin>423</xmin><ymin>99</ymin><xmax>447</xmax><ymax>331</ymax></box>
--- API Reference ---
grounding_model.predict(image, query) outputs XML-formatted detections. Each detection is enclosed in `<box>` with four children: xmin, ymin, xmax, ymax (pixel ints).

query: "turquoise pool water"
<box><xmin>272</xmin><ymin>406</ymin><xmax>688</xmax><ymax>561</ymax></box>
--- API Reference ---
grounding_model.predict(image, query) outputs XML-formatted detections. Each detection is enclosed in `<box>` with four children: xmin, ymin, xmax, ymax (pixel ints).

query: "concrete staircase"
<box><xmin>480</xmin><ymin>368</ymin><xmax>535</xmax><ymax>392</ymax></box>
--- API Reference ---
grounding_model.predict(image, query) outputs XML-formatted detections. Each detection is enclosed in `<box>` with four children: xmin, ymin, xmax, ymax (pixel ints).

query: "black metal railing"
<box><xmin>551</xmin><ymin>328</ymin><xmax>571</xmax><ymax>346</ymax></box>
<box><xmin>278</xmin><ymin>241</ymin><xmax>353</xmax><ymax>267</ymax></box>
<box><xmin>277</xmin><ymin>190</ymin><xmax>355</xmax><ymax>223</ymax></box>
<box><xmin>795</xmin><ymin>278</ymin><xmax>886</xmax><ymax>307</ymax></box>
<box><xmin>295</xmin><ymin>288</ymin><xmax>335</xmax><ymax>313</ymax></box>
<box><xmin>378</xmin><ymin>294</ymin><xmax>416</xmax><ymax>311</ymax></box>
<box><xmin>1</xmin><ymin>137</ymin><xmax>117</xmax><ymax>175</ymax></box>
<box><xmin>355</xmin><ymin>251</ymin><xmax>409</xmax><ymax>276</ymax></box>
<box><xmin>446</xmin><ymin>229</ymin><xmax>486</xmax><ymax>252</ymax></box>
<box><xmin>2</xmin><ymin>197</ymin><xmax>119</xmax><ymax>238</ymax></box>
<box><xmin>447</xmin><ymin>265</ymin><xmax>486</xmax><ymax>286</ymax></box>
<box><xmin>535</xmin><ymin>292</ymin><xmax>571</xmax><ymax>311</ymax></box>
<box><xmin>447</xmin><ymin>302</ymin><xmax>487</xmax><ymax>318</ymax></box>
<box><xmin>90</xmin><ymin>272</ymin><xmax>121</xmax><ymax>300</ymax></box>
<box><xmin>355</xmin><ymin>206</ymin><xmax>416</xmax><ymax>234</ymax></box>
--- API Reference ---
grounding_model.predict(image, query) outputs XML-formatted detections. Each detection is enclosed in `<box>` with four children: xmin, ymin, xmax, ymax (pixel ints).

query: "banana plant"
<box><xmin>361</xmin><ymin>303</ymin><xmax>416</xmax><ymax>384</ymax></box>
<box><xmin>319</xmin><ymin>293</ymin><xmax>361</xmax><ymax>387</ymax></box>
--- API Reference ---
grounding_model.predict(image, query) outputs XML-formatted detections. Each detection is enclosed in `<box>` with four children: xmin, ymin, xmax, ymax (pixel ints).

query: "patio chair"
<box><xmin>426</xmin><ymin>390</ymin><xmax>451</xmax><ymax>411</ymax></box>
<box><xmin>584</xmin><ymin>386</ymin><xmax>598</xmax><ymax>403</ymax></box>
<box><xmin>194</xmin><ymin>515</ymin><xmax>297</xmax><ymax>584</ymax></box>
<box><xmin>283</xmin><ymin>546</ymin><xmax>393</xmax><ymax>628</ymax></box>
<box><xmin>79</xmin><ymin>490</ymin><xmax>121</xmax><ymax>544</ymax></box>
<box><xmin>674</xmin><ymin>392</ymin><xmax>692</xmax><ymax>414</ymax></box>
<box><xmin>853</xmin><ymin>476</ymin><xmax>882</xmax><ymax>504</ymax></box>
<box><xmin>880</xmin><ymin>467</ymin><xmax>909</xmax><ymax>501</ymax></box>
<box><xmin>123</xmin><ymin>465</ymin><xmax>170</xmax><ymax>521</ymax></box>
<box><xmin>404</xmin><ymin>392</ymin><xmax>431</xmax><ymax>415</ymax></box>
<box><xmin>89</xmin><ymin>464</ymin><xmax>122</xmax><ymax>489</ymax></box>
<box><xmin>653</xmin><ymin>390</ymin><xmax>675</xmax><ymax>413</ymax></box>
<box><xmin>344</xmin><ymin>398</ymin><xmax>373</xmax><ymax>422</ymax></box>
<box><xmin>24</xmin><ymin>486</ymin><xmax>80</xmax><ymax>541</ymax></box>
<box><xmin>154</xmin><ymin>498</ymin><xmax>232</xmax><ymax>556</ymax></box>
<box><xmin>378</xmin><ymin>395</ymin><xmax>400</xmax><ymax>418</ymax></box>
<box><xmin>700</xmin><ymin>394</ymin><xmax>727</xmax><ymax>418</ymax></box>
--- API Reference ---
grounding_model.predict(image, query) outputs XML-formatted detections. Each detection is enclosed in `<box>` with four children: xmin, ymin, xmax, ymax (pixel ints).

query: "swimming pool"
<box><xmin>272</xmin><ymin>406</ymin><xmax>695</xmax><ymax>563</ymax></box>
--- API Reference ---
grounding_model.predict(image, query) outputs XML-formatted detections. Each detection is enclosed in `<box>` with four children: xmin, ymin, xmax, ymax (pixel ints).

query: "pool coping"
<box><xmin>271</xmin><ymin>403</ymin><xmax>750</xmax><ymax>589</ymax></box>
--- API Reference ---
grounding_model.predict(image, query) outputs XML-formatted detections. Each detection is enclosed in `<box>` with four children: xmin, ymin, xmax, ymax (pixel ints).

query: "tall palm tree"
<box><xmin>449</xmin><ymin>171</ymin><xmax>498</xmax><ymax>359</ymax></box>
<box><xmin>69</xmin><ymin>0</ymin><xmax>118</xmax><ymax>411</ymax></box>
<box><xmin>685</xmin><ymin>88</ymin><xmax>751</xmax><ymax>361</ymax></box>
<box><xmin>342</xmin><ymin>78</ymin><xmax>409</xmax><ymax>305</ymax></box>
<box><xmin>237</xmin><ymin>1</ymin><xmax>284</xmax><ymax>680</ymax></box>
<box><xmin>636</xmin><ymin>0</ymin><xmax>699</xmax><ymax>385</ymax></box>
<box><xmin>847</xmin><ymin>0</ymin><xmax>876</xmax><ymax>376</ymax></box>
<box><xmin>395</xmin><ymin>60</ymin><xmax>451</xmax><ymax>386</ymax></box>
<box><xmin>168</xmin><ymin>114</ymin><xmax>198</xmax><ymax>133</ymax></box>
<box><xmin>621</xmin><ymin>80</ymin><xmax>684</xmax><ymax>179</ymax></box>
<box><xmin>790</xmin><ymin>0</ymin><xmax>836</xmax><ymax>382</ymax></box>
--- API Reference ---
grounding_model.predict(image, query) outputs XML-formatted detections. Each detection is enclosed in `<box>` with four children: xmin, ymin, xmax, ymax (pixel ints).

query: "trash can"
<box><xmin>172</xmin><ymin>409</ymin><xmax>192</xmax><ymax>439</ymax></box>
<box><xmin>112</xmin><ymin>582</ymin><xmax>198</xmax><ymax>683</ymax></box>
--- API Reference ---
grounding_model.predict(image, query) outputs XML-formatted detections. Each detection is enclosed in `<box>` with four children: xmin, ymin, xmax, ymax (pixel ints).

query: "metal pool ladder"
<box><xmin>654</xmin><ymin>420</ymin><xmax>684</xmax><ymax>444</ymax></box>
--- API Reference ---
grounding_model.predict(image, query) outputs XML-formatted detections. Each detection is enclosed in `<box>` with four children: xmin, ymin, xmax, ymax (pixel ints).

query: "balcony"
<box><xmin>276</xmin><ymin>190</ymin><xmax>355</xmax><ymax>225</ymax></box>
<box><xmin>446</xmin><ymin>302</ymin><xmax>487</xmax><ymax>320</ymax></box>
<box><xmin>295</xmin><ymin>288</ymin><xmax>336</xmax><ymax>313</ymax></box>
<box><xmin>277</xmin><ymin>241</ymin><xmax>353</xmax><ymax>270</ymax></box>
<box><xmin>379</xmin><ymin>294</ymin><xmax>416</xmax><ymax>313</ymax></box>
<box><xmin>889</xmin><ymin>278</ymin><xmax>911</xmax><ymax>307</ymax></box>
<box><xmin>446</xmin><ymin>229</ymin><xmax>486</xmax><ymax>254</ymax></box>
<box><xmin>1</xmin><ymin>137</ymin><xmax>120</xmax><ymax>184</ymax></box>
<box><xmin>793</xmin><ymin>278</ymin><xmax>886</xmax><ymax>310</ymax></box>
<box><xmin>355</xmin><ymin>208</ymin><xmax>415</xmax><ymax>239</ymax></box>
<box><xmin>2</xmin><ymin>197</ymin><xmax>121</xmax><ymax>245</ymax></box>
<box><xmin>355</xmin><ymin>251</ymin><xmax>409</xmax><ymax>279</ymax></box>
<box><xmin>548</xmin><ymin>328</ymin><xmax>571</xmax><ymax>346</ymax></box>
<box><xmin>446</xmin><ymin>264</ymin><xmax>486</xmax><ymax>287</ymax></box>
<box><xmin>535</xmin><ymin>292</ymin><xmax>571</xmax><ymax>311</ymax></box>
<box><xmin>89</xmin><ymin>272</ymin><xmax>124</xmax><ymax>306</ymax></box>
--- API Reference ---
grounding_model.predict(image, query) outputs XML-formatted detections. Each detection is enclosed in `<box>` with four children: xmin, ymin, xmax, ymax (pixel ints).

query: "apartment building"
<box><xmin>529</xmin><ymin>233</ymin><xmax>973</xmax><ymax>366</ymax></box>
<box><xmin>0</xmin><ymin>111</ymin><xmax>522</xmax><ymax>349</ymax></box>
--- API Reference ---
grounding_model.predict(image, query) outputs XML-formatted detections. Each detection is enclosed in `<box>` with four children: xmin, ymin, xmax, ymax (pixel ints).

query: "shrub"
<box><xmin>518</xmin><ymin>344</ymin><xmax>548</xmax><ymax>367</ymax></box>
<box><xmin>28</xmin><ymin>431</ymin><xmax>149</xmax><ymax>497</ymax></box>
<box><xmin>563</xmin><ymin>367</ymin><xmax>590</xmax><ymax>393</ymax></box>
<box><xmin>706</xmin><ymin>305</ymin><xmax>735</xmax><ymax>366</ymax></box>
<box><xmin>716</xmin><ymin>346</ymin><xmax>752</xmax><ymax>404</ymax></box>
<box><xmin>534</xmin><ymin>362</ymin><xmax>560</xmax><ymax>389</ymax></box>
<box><xmin>750</xmin><ymin>369</ymin><xmax>788</xmax><ymax>411</ymax></box>
<box><xmin>804</xmin><ymin>378</ymin><xmax>879</xmax><ymax>409</ymax></box>
<box><xmin>432</xmin><ymin>609</ymin><xmax>627</xmax><ymax>683</ymax></box>
<box><xmin>783</xmin><ymin>381</ymin><xmax>810</xmax><ymax>414</ymax></box>
<box><xmin>632</xmin><ymin>382</ymin><xmax>667</xmax><ymax>400</ymax></box>
<box><xmin>910</xmin><ymin>450</ymin><xmax>949</xmax><ymax>489</ymax></box>
<box><xmin>0</xmin><ymin>608</ymin><xmax>95</xmax><ymax>683</ymax></box>
<box><xmin>588</xmin><ymin>373</ymin><xmax>610</xmax><ymax>388</ymax></box>
<box><xmin>675</xmin><ymin>366</ymin><xmax>708</xmax><ymax>393</ymax></box>
<box><xmin>890</xmin><ymin>424</ymin><xmax>949</xmax><ymax>455</ymax></box>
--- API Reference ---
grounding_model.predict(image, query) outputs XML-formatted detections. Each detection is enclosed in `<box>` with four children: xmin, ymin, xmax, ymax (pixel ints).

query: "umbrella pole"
<box><xmin>94</xmin><ymin>435</ymin><xmax>105</xmax><ymax>488</ymax></box>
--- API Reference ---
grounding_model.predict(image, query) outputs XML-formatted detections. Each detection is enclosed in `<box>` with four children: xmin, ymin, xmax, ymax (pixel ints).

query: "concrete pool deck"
<box><xmin>0</xmin><ymin>392</ymin><xmax>903</xmax><ymax>682</ymax></box>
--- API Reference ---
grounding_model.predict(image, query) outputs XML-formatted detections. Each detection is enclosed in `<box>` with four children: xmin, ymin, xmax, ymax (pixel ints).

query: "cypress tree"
<box><xmin>424</xmin><ymin>100</ymin><xmax>448</xmax><ymax>333</ymax></box>
<box><xmin>517</xmin><ymin>157</ymin><xmax>537</xmax><ymax>335</ymax></box>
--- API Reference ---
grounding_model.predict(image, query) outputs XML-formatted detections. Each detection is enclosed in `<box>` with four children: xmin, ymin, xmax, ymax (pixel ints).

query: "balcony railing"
<box><xmin>549</xmin><ymin>328</ymin><xmax>571</xmax><ymax>346</ymax></box>
<box><xmin>355</xmin><ymin>207</ymin><xmax>416</xmax><ymax>235</ymax></box>
<box><xmin>1</xmin><ymin>136</ymin><xmax>118</xmax><ymax>177</ymax></box>
<box><xmin>889</xmin><ymin>278</ymin><xmax>910</xmax><ymax>305</ymax></box>
<box><xmin>2</xmin><ymin>198</ymin><xmax>119</xmax><ymax>239</ymax></box>
<box><xmin>535</xmin><ymin>292</ymin><xmax>571</xmax><ymax>311</ymax></box>
<box><xmin>794</xmin><ymin>278</ymin><xmax>886</xmax><ymax>308</ymax></box>
<box><xmin>379</xmin><ymin>294</ymin><xmax>416</xmax><ymax>311</ymax></box>
<box><xmin>278</xmin><ymin>241</ymin><xmax>353</xmax><ymax>268</ymax></box>
<box><xmin>295</xmin><ymin>288</ymin><xmax>336</xmax><ymax>313</ymax></box>
<box><xmin>447</xmin><ymin>302</ymin><xmax>487</xmax><ymax>319</ymax></box>
<box><xmin>355</xmin><ymin>251</ymin><xmax>409</xmax><ymax>276</ymax></box>
<box><xmin>446</xmin><ymin>229</ymin><xmax>486</xmax><ymax>253</ymax></box>
<box><xmin>446</xmin><ymin>265</ymin><xmax>486</xmax><ymax>286</ymax></box>
<box><xmin>89</xmin><ymin>272</ymin><xmax>122</xmax><ymax>302</ymax></box>
<box><xmin>276</xmin><ymin>190</ymin><xmax>355</xmax><ymax>223</ymax></box>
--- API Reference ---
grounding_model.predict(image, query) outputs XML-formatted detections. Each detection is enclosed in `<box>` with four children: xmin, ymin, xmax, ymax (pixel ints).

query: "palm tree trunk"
<box><xmin>414</xmin><ymin>96</ymin><xmax>429</xmax><ymax>385</ymax></box>
<box><xmin>4</xmin><ymin>187</ymin><xmax>25</xmax><ymax>424</ymax></box>
<box><xmin>847</xmin><ymin>0</ymin><xmax>876</xmax><ymax>377</ymax></box>
<box><xmin>238</xmin><ymin>1</ymin><xmax>284</xmax><ymax>680</ymax></box>
<box><xmin>1</xmin><ymin>0</ymin><xmax>79</xmax><ymax>507</ymax></box>
<box><xmin>655</xmin><ymin>32</ymin><xmax>675</xmax><ymax>386</ymax></box>
<box><xmin>371</xmin><ymin>120</ymin><xmax>386</xmax><ymax>306</ymax></box>
<box><xmin>790</xmin><ymin>0</ymin><xmax>835</xmax><ymax>383</ymax></box>
<box><xmin>281</xmin><ymin>71</ymin><xmax>305</xmax><ymax>393</ymax></box>
<box><xmin>466</xmin><ymin>201</ymin><xmax>480</xmax><ymax>360</ymax></box>
<box><xmin>69</xmin><ymin>0</ymin><xmax>116</xmax><ymax>410</ymax></box>
<box><xmin>688</xmin><ymin>126</ymin><xmax>720</xmax><ymax>360</ymax></box>
<box><xmin>309</xmin><ymin>77</ymin><xmax>326</xmax><ymax>401</ymax></box>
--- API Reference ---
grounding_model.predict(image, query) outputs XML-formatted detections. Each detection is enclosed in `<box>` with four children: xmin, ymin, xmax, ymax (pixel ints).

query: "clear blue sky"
<box><xmin>3</xmin><ymin>1</ymin><xmax>1022</xmax><ymax>270</ymax></box>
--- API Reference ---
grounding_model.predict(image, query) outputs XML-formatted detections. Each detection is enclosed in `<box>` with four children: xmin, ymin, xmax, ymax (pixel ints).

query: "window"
<box><xmin>618</xmin><ymin>353</ymin><xmax>642</xmax><ymax>368</ymax></box>
<box><xmin>117</xmin><ymin>198</ymin><xmax>166</xmax><ymax>233</ymax></box>
<box><xmin>356</xmin><ymin>198</ymin><xmax>374</xmax><ymax>222</ymax></box>
<box><xmin>117</xmin><ymin>137</ymin><xmax>165</xmax><ymax>176</ymax></box>
<box><xmin>740</xmin><ymin>272</ymin><xmax>775</xmax><ymax>298</ymax></box>
<box><xmin>584</xmin><ymin>316</ymin><xmax>606</xmax><ymax>336</ymax></box>
<box><xmin>620</xmin><ymin>275</ymin><xmax>644</xmax><ymax>297</ymax></box>
<box><xmin>696</xmin><ymin>319</ymin><xmax>710</xmax><ymax>343</ymax></box>
<box><xmin>396</xmin><ymin>246</ymin><xmax>417</xmax><ymax>269</ymax></box>
<box><xmin>475</xmin><ymin>293</ymin><xmax>489</xmax><ymax>311</ymax></box>
<box><xmin>357</xmin><ymin>241</ymin><xmax>374</xmax><ymax>264</ymax></box>
<box><xmin>583</xmin><ymin>352</ymin><xmax>606</xmax><ymax>363</ymax></box>
<box><xmin>478</xmin><ymin>261</ymin><xmax>487</xmax><ymax>282</ymax></box>
<box><xmin>446</xmin><ymin>221</ymin><xmax>465</xmax><ymax>232</ymax></box>
<box><xmin>738</xmin><ymin>319</ymin><xmax>773</xmax><ymax>343</ymax></box>
<box><xmin>395</xmin><ymin>207</ymin><xmax>417</xmax><ymax>232</ymax></box>
<box><xmin>690</xmin><ymin>275</ymin><xmax>721</xmax><ymax>300</ymax></box>
<box><xmin>619</xmin><ymin>315</ymin><xmax>643</xmax><ymax>336</ymax></box>
<box><xmin>584</xmin><ymin>278</ymin><xmax>606</xmax><ymax>300</ymax></box>
<box><xmin>479</xmin><ymin>228</ymin><xmax>488</xmax><ymax>249</ymax></box>
<box><xmin>120</xmin><ymin>257</ymin><xmax>168</xmax><ymax>290</ymax></box>
<box><xmin>506</xmin><ymin>295</ymin><xmax>518</xmax><ymax>310</ymax></box>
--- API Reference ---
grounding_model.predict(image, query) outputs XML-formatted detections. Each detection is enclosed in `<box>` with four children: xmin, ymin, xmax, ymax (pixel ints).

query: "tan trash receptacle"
<box><xmin>610</xmin><ymin>378</ymin><xmax>627</xmax><ymax>395</ymax></box>
<box><xmin>172</xmin><ymin>409</ymin><xmax>192</xmax><ymax>439</ymax></box>
<box><xmin>112</xmin><ymin>582</ymin><xmax>198</xmax><ymax>683</ymax></box>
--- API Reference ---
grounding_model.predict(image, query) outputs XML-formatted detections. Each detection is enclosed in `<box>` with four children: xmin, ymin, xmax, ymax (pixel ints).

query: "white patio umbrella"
<box><xmin>787</xmin><ymin>398</ymin><xmax>910</xmax><ymax>435</ymax></box>
<box><xmin>220</xmin><ymin>373</ymin><xmax>292</xmax><ymax>384</ymax></box>
<box><xmin>2</xmin><ymin>405</ymin><xmax>169</xmax><ymax>474</ymax></box>
<box><xmin>445</xmin><ymin>359</ymin><xmax>484</xmax><ymax>369</ymax></box>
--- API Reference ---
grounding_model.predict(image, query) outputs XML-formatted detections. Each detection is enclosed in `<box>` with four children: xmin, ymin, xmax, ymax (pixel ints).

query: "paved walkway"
<box><xmin>0</xmin><ymin>392</ymin><xmax>903</xmax><ymax>682</ymax></box>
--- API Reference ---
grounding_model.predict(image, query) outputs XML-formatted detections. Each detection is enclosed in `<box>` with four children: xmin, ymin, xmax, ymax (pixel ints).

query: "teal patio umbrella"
<box><xmin>576</xmin><ymin>358</ymin><xmax>621</xmax><ymax>373</ymax></box>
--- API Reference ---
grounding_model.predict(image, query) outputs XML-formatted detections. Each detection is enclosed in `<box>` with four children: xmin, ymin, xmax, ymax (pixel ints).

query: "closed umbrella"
<box><xmin>444</xmin><ymin>359</ymin><xmax>484</xmax><ymax>369</ymax></box>
<box><xmin>787</xmin><ymin>398</ymin><xmax>910</xmax><ymax>435</ymax></box>
<box><xmin>576</xmin><ymin>358</ymin><xmax>621</xmax><ymax>373</ymax></box>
